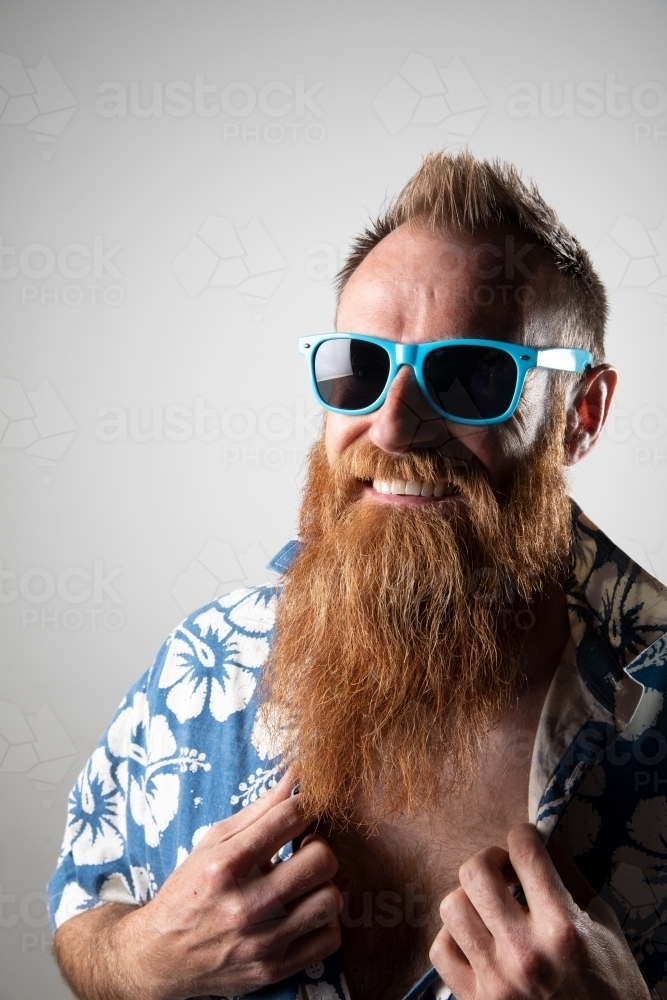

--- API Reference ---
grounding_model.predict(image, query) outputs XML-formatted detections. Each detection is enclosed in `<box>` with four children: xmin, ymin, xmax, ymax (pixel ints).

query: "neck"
<box><xmin>511</xmin><ymin>577</ymin><xmax>570</xmax><ymax>728</ymax></box>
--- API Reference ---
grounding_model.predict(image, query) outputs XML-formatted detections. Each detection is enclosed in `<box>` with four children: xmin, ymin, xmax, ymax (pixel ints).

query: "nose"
<box><xmin>368</xmin><ymin>365</ymin><xmax>465</xmax><ymax>456</ymax></box>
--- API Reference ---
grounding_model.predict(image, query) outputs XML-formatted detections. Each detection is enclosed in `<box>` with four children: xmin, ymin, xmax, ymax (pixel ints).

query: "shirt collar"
<box><xmin>531</xmin><ymin>503</ymin><xmax>667</xmax><ymax>832</ymax></box>
<box><xmin>565</xmin><ymin>503</ymin><xmax>667</xmax><ymax>710</ymax></box>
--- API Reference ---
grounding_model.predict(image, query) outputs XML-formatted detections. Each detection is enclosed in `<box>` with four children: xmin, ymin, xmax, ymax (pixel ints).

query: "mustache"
<box><xmin>332</xmin><ymin>440</ymin><xmax>491</xmax><ymax>495</ymax></box>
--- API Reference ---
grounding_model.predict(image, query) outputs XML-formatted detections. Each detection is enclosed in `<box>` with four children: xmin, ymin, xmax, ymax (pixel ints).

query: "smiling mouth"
<box><xmin>370</xmin><ymin>479</ymin><xmax>461</xmax><ymax>498</ymax></box>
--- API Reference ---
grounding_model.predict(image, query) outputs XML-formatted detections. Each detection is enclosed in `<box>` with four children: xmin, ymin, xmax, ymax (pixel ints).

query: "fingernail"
<box><xmin>290</xmin><ymin>781</ymin><xmax>300</xmax><ymax>797</ymax></box>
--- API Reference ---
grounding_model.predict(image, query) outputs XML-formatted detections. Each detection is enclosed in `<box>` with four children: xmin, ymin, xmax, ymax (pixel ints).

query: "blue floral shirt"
<box><xmin>48</xmin><ymin>505</ymin><xmax>667</xmax><ymax>1000</ymax></box>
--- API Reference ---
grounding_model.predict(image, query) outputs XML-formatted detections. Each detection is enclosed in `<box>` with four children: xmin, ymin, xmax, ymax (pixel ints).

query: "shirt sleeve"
<box><xmin>46</xmin><ymin>662</ymin><xmax>158</xmax><ymax>930</ymax></box>
<box><xmin>47</xmin><ymin>585</ymin><xmax>282</xmax><ymax>932</ymax></box>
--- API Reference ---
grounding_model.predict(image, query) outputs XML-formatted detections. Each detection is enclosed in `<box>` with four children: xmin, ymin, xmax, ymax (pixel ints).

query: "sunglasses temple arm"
<box><xmin>535</xmin><ymin>348</ymin><xmax>593</xmax><ymax>373</ymax></box>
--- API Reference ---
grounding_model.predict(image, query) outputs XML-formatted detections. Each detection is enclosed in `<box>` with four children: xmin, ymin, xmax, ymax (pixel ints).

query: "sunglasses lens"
<box><xmin>313</xmin><ymin>338</ymin><xmax>390</xmax><ymax>411</ymax></box>
<box><xmin>424</xmin><ymin>345</ymin><xmax>518</xmax><ymax>420</ymax></box>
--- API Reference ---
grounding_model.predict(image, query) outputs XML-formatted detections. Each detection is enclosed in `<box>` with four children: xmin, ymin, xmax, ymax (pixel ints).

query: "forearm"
<box><xmin>53</xmin><ymin>904</ymin><xmax>147</xmax><ymax>1000</ymax></box>
<box><xmin>51</xmin><ymin>782</ymin><xmax>340</xmax><ymax>1000</ymax></box>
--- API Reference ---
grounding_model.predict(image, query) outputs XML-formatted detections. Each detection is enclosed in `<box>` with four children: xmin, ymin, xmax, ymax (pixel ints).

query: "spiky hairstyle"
<box><xmin>336</xmin><ymin>150</ymin><xmax>607</xmax><ymax>361</ymax></box>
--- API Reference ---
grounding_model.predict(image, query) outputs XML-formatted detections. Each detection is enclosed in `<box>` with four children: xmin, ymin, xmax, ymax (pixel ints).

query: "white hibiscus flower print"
<box><xmin>176</xmin><ymin>823</ymin><xmax>213</xmax><ymax>868</ymax></box>
<box><xmin>221</xmin><ymin>587</ymin><xmax>277</xmax><ymax>634</ymax></box>
<box><xmin>231</xmin><ymin>765</ymin><xmax>281</xmax><ymax>808</ymax></box>
<box><xmin>228</xmin><ymin>597</ymin><xmax>276</xmax><ymax>635</ymax></box>
<box><xmin>609</xmin><ymin>796</ymin><xmax>667</xmax><ymax>956</ymax></box>
<box><xmin>62</xmin><ymin>748</ymin><xmax>127</xmax><ymax>867</ymax></box>
<box><xmin>584</xmin><ymin>566</ymin><xmax>644</xmax><ymax>653</ymax></box>
<box><xmin>53</xmin><ymin>882</ymin><xmax>94</xmax><ymax>928</ymax></box>
<box><xmin>571</xmin><ymin>517</ymin><xmax>598</xmax><ymax>584</ymax></box>
<box><xmin>195</xmin><ymin>606</ymin><xmax>233</xmax><ymax>643</ymax></box>
<box><xmin>107</xmin><ymin>690</ymin><xmax>150</xmax><ymax>759</ymax></box>
<box><xmin>158</xmin><ymin>590</ymin><xmax>275</xmax><ymax>725</ymax></box>
<box><xmin>99</xmin><ymin>864</ymin><xmax>157</xmax><ymax>905</ymax></box>
<box><xmin>128</xmin><ymin>714</ymin><xmax>210</xmax><ymax>848</ymax></box>
<box><xmin>106</xmin><ymin>690</ymin><xmax>210</xmax><ymax>848</ymax></box>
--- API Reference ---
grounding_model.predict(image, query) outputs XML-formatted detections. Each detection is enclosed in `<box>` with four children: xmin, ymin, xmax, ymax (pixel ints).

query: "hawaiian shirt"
<box><xmin>47</xmin><ymin>504</ymin><xmax>667</xmax><ymax>1000</ymax></box>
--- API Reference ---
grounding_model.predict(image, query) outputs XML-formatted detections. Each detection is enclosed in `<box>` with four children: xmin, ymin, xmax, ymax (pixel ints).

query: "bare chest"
<box><xmin>328</xmin><ymin>734</ymin><xmax>534</xmax><ymax>1000</ymax></box>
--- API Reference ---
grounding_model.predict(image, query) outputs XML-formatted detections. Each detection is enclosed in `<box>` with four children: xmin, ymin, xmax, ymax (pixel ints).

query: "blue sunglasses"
<box><xmin>299</xmin><ymin>334</ymin><xmax>593</xmax><ymax>426</ymax></box>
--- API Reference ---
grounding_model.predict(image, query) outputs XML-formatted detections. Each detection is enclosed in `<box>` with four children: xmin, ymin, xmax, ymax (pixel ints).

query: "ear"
<box><xmin>564</xmin><ymin>364</ymin><xmax>618</xmax><ymax>465</ymax></box>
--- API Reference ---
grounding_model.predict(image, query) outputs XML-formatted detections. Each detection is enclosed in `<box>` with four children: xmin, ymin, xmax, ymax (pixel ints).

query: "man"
<box><xmin>49</xmin><ymin>151</ymin><xmax>667</xmax><ymax>1000</ymax></box>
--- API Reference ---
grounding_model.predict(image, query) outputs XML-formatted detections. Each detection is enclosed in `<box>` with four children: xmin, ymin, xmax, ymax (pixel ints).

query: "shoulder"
<box><xmin>49</xmin><ymin>585</ymin><xmax>285</xmax><ymax>929</ymax></box>
<box><xmin>141</xmin><ymin>583</ymin><xmax>281</xmax><ymax>725</ymax></box>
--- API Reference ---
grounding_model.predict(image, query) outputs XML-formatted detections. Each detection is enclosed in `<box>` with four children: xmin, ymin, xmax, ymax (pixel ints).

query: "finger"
<box><xmin>457</xmin><ymin>847</ymin><xmax>524</xmax><ymax>932</ymax></box>
<box><xmin>278</xmin><ymin>835</ymin><xmax>339</xmax><ymax>906</ymax></box>
<box><xmin>283</xmin><ymin>882</ymin><xmax>343</xmax><ymax>939</ymax></box>
<box><xmin>212</xmin><ymin>918</ymin><xmax>340</xmax><ymax>993</ymax></box>
<box><xmin>429</xmin><ymin>925</ymin><xmax>476</xmax><ymax>1000</ymax></box>
<box><xmin>280</xmin><ymin>922</ymin><xmax>342</xmax><ymax>978</ymax></box>
<box><xmin>440</xmin><ymin>885</ymin><xmax>496</xmax><ymax>972</ymax></box>
<box><xmin>507</xmin><ymin>824</ymin><xmax>572</xmax><ymax>917</ymax></box>
<box><xmin>292</xmin><ymin>824</ymin><xmax>318</xmax><ymax>853</ymax></box>
<box><xmin>239</xmin><ymin>836</ymin><xmax>339</xmax><ymax>923</ymax></box>
<box><xmin>469</xmin><ymin>844</ymin><xmax>518</xmax><ymax>885</ymax></box>
<box><xmin>219</xmin><ymin>796</ymin><xmax>314</xmax><ymax>879</ymax></box>
<box><xmin>254</xmin><ymin>882</ymin><xmax>342</xmax><ymax>950</ymax></box>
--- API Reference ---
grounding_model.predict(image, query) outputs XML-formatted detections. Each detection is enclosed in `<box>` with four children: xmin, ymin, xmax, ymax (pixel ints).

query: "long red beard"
<box><xmin>261</xmin><ymin>422</ymin><xmax>572</xmax><ymax>827</ymax></box>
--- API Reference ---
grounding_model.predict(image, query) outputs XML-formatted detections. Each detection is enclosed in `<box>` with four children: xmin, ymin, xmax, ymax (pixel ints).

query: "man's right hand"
<box><xmin>53</xmin><ymin>770</ymin><xmax>342</xmax><ymax>1000</ymax></box>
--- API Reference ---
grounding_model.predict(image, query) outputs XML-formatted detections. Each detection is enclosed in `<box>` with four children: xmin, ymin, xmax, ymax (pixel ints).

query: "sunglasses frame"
<box><xmin>298</xmin><ymin>333</ymin><xmax>594</xmax><ymax>426</ymax></box>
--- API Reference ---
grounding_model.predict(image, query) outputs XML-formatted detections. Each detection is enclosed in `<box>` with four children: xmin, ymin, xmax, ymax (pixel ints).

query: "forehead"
<box><xmin>336</xmin><ymin>224</ymin><xmax>545</xmax><ymax>345</ymax></box>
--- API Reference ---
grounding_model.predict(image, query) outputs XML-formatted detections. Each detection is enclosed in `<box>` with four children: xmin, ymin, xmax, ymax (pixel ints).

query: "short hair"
<box><xmin>336</xmin><ymin>149</ymin><xmax>607</xmax><ymax>362</ymax></box>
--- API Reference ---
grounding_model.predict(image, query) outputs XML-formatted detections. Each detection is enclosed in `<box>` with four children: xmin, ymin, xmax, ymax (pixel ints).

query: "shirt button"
<box><xmin>306</xmin><ymin>962</ymin><xmax>325</xmax><ymax>979</ymax></box>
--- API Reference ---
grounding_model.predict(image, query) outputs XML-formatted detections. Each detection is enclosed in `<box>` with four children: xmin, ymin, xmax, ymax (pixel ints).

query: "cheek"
<box><xmin>512</xmin><ymin>370</ymin><xmax>554</xmax><ymax>441</ymax></box>
<box><xmin>451</xmin><ymin>426</ymin><xmax>509</xmax><ymax>480</ymax></box>
<box><xmin>445</xmin><ymin>423</ymin><xmax>530</xmax><ymax>490</ymax></box>
<box><xmin>324</xmin><ymin>413</ymin><xmax>370</xmax><ymax>463</ymax></box>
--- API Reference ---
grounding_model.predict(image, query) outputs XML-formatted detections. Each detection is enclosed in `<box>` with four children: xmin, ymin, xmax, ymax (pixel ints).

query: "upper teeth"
<box><xmin>371</xmin><ymin>479</ymin><xmax>458</xmax><ymax>498</ymax></box>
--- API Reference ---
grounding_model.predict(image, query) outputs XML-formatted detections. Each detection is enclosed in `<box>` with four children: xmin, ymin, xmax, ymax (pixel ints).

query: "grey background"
<box><xmin>1</xmin><ymin>1</ymin><xmax>666</xmax><ymax>995</ymax></box>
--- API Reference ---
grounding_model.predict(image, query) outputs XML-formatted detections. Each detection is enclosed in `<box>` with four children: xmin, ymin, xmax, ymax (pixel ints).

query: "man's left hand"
<box><xmin>429</xmin><ymin>823</ymin><xmax>650</xmax><ymax>1000</ymax></box>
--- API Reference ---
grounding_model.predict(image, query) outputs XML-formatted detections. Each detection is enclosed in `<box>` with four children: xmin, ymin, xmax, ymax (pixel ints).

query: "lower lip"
<box><xmin>362</xmin><ymin>484</ymin><xmax>463</xmax><ymax>505</ymax></box>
